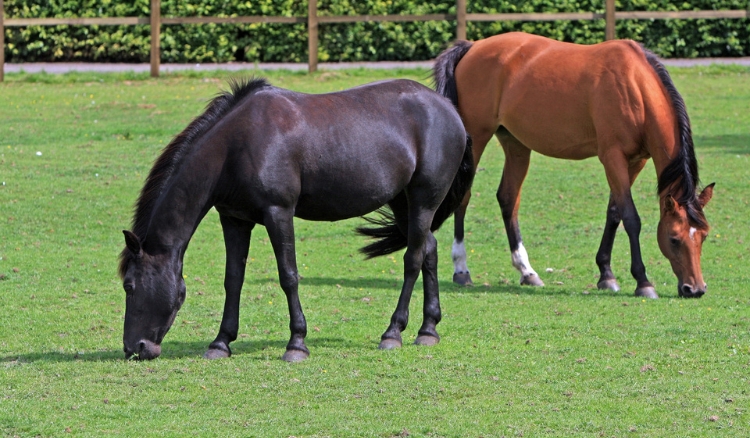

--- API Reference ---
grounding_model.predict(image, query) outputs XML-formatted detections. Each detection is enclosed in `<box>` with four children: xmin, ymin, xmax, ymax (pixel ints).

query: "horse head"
<box><xmin>120</xmin><ymin>230</ymin><xmax>185</xmax><ymax>359</ymax></box>
<box><xmin>657</xmin><ymin>184</ymin><xmax>714</xmax><ymax>298</ymax></box>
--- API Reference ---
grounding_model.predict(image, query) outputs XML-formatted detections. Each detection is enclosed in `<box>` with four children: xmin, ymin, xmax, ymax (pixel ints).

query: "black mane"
<box><xmin>641</xmin><ymin>47</ymin><xmax>707</xmax><ymax>228</ymax></box>
<box><xmin>118</xmin><ymin>77</ymin><xmax>271</xmax><ymax>277</ymax></box>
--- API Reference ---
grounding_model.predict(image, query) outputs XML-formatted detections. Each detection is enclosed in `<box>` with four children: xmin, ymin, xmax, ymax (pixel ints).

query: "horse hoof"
<box><xmin>635</xmin><ymin>286</ymin><xmax>659</xmax><ymax>299</ymax></box>
<box><xmin>203</xmin><ymin>348</ymin><xmax>231</xmax><ymax>360</ymax></box>
<box><xmin>281</xmin><ymin>349</ymin><xmax>309</xmax><ymax>362</ymax></box>
<box><xmin>414</xmin><ymin>335</ymin><xmax>440</xmax><ymax>346</ymax></box>
<box><xmin>521</xmin><ymin>274</ymin><xmax>544</xmax><ymax>286</ymax></box>
<box><xmin>453</xmin><ymin>272</ymin><xmax>473</xmax><ymax>286</ymax></box>
<box><xmin>597</xmin><ymin>279</ymin><xmax>621</xmax><ymax>292</ymax></box>
<box><xmin>378</xmin><ymin>338</ymin><xmax>402</xmax><ymax>350</ymax></box>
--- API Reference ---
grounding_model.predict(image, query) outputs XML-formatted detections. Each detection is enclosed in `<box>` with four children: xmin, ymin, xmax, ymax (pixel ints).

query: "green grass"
<box><xmin>1</xmin><ymin>66</ymin><xmax>749</xmax><ymax>437</ymax></box>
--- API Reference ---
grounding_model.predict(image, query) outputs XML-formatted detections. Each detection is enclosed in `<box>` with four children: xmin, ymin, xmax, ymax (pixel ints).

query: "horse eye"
<box><xmin>669</xmin><ymin>237</ymin><xmax>681</xmax><ymax>247</ymax></box>
<box><xmin>124</xmin><ymin>283</ymin><xmax>135</xmax><ymax>294</ymax></box>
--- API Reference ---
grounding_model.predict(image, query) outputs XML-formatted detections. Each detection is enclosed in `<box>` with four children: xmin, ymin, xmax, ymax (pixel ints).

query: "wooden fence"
<box><xmin>1</xmin><ymin>0</ymin><xmax>749</xmax><ymax>81</ymax></box>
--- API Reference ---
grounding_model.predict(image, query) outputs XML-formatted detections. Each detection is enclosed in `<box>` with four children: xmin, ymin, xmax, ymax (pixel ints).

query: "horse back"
<box><xmin>455</xmin><ymin>32</ymin><xmax>675</xmax><ymax>160</ymax></box>
<box><xmin>214</xmin><ymin>80</ymin><xmax>466</xmax><ymax>222</ymax></box>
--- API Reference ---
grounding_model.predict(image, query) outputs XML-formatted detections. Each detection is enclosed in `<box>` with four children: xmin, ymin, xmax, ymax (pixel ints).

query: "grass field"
<box><xmin>1</xmin><ymin>66</ymin><xmax>749</xmax><ymax>437</ymax></box>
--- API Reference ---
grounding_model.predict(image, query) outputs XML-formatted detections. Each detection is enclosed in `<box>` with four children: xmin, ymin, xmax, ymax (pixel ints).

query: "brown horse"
<box><xmin>433</xmin><ymin>32</ymin><xmax>714</xmax><ymax>299</ymax></box>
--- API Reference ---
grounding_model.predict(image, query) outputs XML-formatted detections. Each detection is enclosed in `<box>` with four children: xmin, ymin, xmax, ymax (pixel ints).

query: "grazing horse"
<box><xmin>433</xmin><ymin>32</ymin><xmax>714</xmax><ymax>298</ymax></box>
<box><xmin>119</xmin><ymin>78</ymin><xmax>474</xmax><ymax>361</ymax></box>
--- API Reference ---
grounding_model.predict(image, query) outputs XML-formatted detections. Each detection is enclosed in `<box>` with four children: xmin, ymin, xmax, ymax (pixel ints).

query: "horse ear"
<box><xmin>698</xmin><ymin>182</ymin><xmax>715</xmax><ymax>208</ymax></box>
<box><xmin>123</xmin><ymin>230</ymin><xmax>142</xmax><ymax>257</ymax></box>
<box><xmin>664</xmin><ymin>195</ymin><xmax>677</xmax><ymax>214</ymax></box>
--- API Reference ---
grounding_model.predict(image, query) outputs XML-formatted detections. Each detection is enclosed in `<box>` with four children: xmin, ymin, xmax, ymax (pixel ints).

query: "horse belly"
<box><xmin>499</xmin><ymin>88</ymin><xmax>600</xmax><ymax>160</ymax></box>
<box><xmin>294</xmin><ymin>157</ymin><xmax>413</xmax><ymax>222</ymax></box>
<box><xmin>511</xmin><ymin>122</ymin><xmax>599</xmax><ymax>160</ymax></box>
<box><xmin>294</xmin><ymin>190</ymin><xmax>397</xmax><ymax>221</ymax></box>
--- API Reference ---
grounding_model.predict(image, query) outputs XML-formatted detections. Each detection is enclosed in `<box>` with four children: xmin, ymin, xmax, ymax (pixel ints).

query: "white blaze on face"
<box><xmin>452</xmin><ymin>239</ymin><xmax>469</xmax><ymax>274</ymax></box>
<box><xmin>511</xmin><ymin>243</ymin><xmax>538</xmax><ymax>280</ymax></box>
<box><xmin>689</xmin><ymin>227</ymin><xmax>697</xmax><ymax>241</ymax></box>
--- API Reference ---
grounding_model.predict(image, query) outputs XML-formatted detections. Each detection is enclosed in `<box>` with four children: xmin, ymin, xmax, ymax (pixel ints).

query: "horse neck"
<box><xmin>142</xmin><ymin>142</ymin><xmax>224</xmax><ymax>255</ymax></box>
<box><xmin>644</xmin><ymin>101</ymin><xmax>683</xmax><ymax>197</ymax></box>
<box><xmin>649</xmin><ymin>134</ymin><xmax>678</xmax><ymax>193</ymax></box>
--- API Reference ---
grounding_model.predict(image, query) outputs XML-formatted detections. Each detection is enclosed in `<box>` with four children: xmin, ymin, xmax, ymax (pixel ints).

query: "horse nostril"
<box><xmin>680</xmin><ymin>284</ymin><xmax>691</xmax><ymax>297</ymax></box>
<box><xmin>680</xmin><ymin>284</ymin><xmax>704</xmax><ymax>298</ymax></box>
<box><xmin>137</xmin><ymin>341</ymin><xmax>146</xmax><ymax>352</ymax></box>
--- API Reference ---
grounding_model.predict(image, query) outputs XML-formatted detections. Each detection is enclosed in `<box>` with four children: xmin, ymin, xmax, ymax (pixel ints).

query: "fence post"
<box><xmin>150</xmin><ymin>0</ymin><xmax>160</xmax><ymax>77</ymax></box>
<box><xmin>308</xmin><ymin>0</ymin><xmax>318</xmax><ymax>73</ymax></box>
<box><xmin>605</xmin><ymin>0</ymin><xmax>615</xmax><ymax>40</ymax></box>
<box><xmin>0</xmin><ymin>0</ymin><xmax>5</xmax><ymax>82</ymax></box>
<box><xmin>456</xmin><ymin>0</ymin><xmax>466</xmax><ymax>41</ymax></box>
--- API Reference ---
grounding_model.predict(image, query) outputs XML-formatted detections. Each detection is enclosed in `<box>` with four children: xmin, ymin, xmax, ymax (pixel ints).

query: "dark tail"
<box><xmin>357</xmin><ymin>136</ymin><xmax>475</xmax><ymax>258</ymax></box>
<box><xmin>356</xmin><ymin>208</ymin><xmax>404</xmax><ymax>259</ymax></box>
<box><xmin>432</xmin><ymin>40</ymin><xmax>473</xmax><ymax>107</ymax></box>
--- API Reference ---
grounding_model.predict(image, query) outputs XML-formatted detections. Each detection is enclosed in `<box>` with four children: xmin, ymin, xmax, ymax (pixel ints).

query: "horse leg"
<box><xmin>415</xmin><ymin>232</ymin><xmax>441</xmax><ymax>346</ymax></box>
<box><xmin>601</xmin><ymin>155</ymin><xmax>658</xmax><ymax>298</ymax></box>
<box><xmin>596</xmin><ymin>160</ymin><xmax>647</xmax><ymax>292</ymax></box>
<box><xmin>496</xmin><ymin>129</ymin><xmax>544</xmax><ymax>286</ymax></box>
<box><xmin>379</xmin><ymin>205</ymin><xmax>433</xmax><ymax>350</ymax></box>
<box><xmin>451</xmin><ymin>196</ymin><xmax>472</xmax><ymax>285</ymax></box>
<box><xmin>452</xmin><ymin>128</ymin><xmax>494</xmax><ymax>286</ymax></box>
<box><xmin>264</xmin><ymin>206</ymin><xmax>310</xmax><ymax>361</ymax></box>
<box><xmin>595</xmin><ymin>195</ymin><xmax>622</xmax><ymax>292</ymax></box>
<box><xmin>205</xmin><ymin>215</ymin><xmax>255</xmax><ymax>359</ymax></box>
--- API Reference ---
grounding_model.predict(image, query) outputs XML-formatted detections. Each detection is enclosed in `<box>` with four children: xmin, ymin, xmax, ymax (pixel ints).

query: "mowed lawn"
<box><xmin>0</xmin><ymin>66</ymin><xmax>748</xmax><ymax>437</ymax></box>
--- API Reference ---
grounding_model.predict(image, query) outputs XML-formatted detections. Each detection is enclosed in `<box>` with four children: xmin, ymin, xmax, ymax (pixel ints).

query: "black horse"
<box><xmin>119</xmin><ymin>78</ymin><xmax>474</xmax><ymax>362</ymax></box>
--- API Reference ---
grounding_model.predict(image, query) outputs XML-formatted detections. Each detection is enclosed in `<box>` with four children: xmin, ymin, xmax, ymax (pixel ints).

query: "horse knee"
<box><xmin>278</xmin><ymin>270</ymin><xmax>299</xmax><ymax>292</ymax></box>
<box><xmin>423</xmin><ymin>236</ymin><xmax>438</xmax><ymax>264</ymax></box>
<box><xmin>621</xmin><ymin>212</ymin><xmax>641</xmax><ymax>235</ymax></box>
<box><xmin>606</xmin><ymin>203</ymin><xmax>621</xmax><ymax>224</ymax></box>
<box><xmin>423</xmin><ymin>251</ymin><xmax>437</xmax><ymax>271</ymax></box>
<box><xmin>403</xmin><ymin>260</ymin><xmax>421</xmax><ymax>277</ymax></box>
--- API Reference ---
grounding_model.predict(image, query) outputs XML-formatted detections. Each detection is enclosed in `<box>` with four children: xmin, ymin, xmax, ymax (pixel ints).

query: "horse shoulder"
<box><xmin>589</xmin><ymin>42</ymin><xmax>653</xmax><ymax>128</ymax></box>
<box><xmin>605</xmin><ymin>42</ymin><xmax>677</xmax><ymax>147</ymax></box>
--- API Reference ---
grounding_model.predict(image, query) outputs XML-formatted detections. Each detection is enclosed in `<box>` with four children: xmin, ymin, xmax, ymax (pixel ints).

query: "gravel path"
<box><xmin>3</xmin><ymin>61</ymin><xmax>433</xmax><ymax>74</ymax></box>
<box><xmin>4</xmin><ymin>57</ymin><xmax>750</xmax><ymax>74</ymax></box>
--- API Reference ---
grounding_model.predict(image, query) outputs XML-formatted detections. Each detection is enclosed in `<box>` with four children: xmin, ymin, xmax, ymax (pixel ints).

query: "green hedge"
<box><xmin>3</xmin><ymin>1</ymin><xmax>750</xmax><ymax>63</ymax></box>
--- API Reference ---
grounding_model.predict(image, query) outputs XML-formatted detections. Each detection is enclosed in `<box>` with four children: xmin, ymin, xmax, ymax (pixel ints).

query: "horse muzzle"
<box><xmin>124</xmin><ymin>339</ymin><xmax>162</xmax><ymax>360</ymax></box>
<box><xmin>678</xmin><ymin>283</ymin><xmax>706</xmax><ymax>299</ymax></box>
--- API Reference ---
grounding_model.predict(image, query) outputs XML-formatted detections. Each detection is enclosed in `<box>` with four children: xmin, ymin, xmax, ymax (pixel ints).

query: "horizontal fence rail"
<box><xmin>1</xmin><ymin>0</ymin><xmax>749</xmax><ymax>81</ymax></box>
<box><xmin>5</xmin><ymin>17</ymin><xmax>151</xmax><ymax>26</ymax></box>
<box><xmin>158</xmin><ymin>16</ymin><xmax>307</xmax><ymax>24</ymax></box>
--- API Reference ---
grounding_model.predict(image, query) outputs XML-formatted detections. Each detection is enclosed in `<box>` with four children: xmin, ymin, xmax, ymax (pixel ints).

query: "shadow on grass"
<box><xmin>0</xmin><ymin>337</ymin><xmax>351</xmax><ymax>364</ymax></box>
<box><xmin>696</xmin><ymin>134</ymin><xmax>750</xmax><ymax>155</ymax></box>
<box><xmin>440</xmin><ymin>280</ymin><xmax>649</xmax><ymax>298</ymax></box>
<box><xmin>248</xmin><ymin>276</ymin><xmax>401</xmax><ymax>290</ymax></box>
<box><xmin>249</xmin><ymin>275</ymin><xmax>643</xmax><ymax>298</ymax></box>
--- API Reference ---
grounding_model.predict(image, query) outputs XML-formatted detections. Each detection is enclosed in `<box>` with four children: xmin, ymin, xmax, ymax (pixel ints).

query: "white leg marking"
<box><xmin>689</xmin><ymin>227</ymin><xmax>697</xmax><ymax>241</ymax></box>
<box><xmin>452</xmin><ymin>239</ymin><xmax>469</xmax><ymax>274</ymax></box>
<box><xmin>511</xmin><ymin>243</ymin><xmax>538</xmax><ymax>281</ymax></box>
